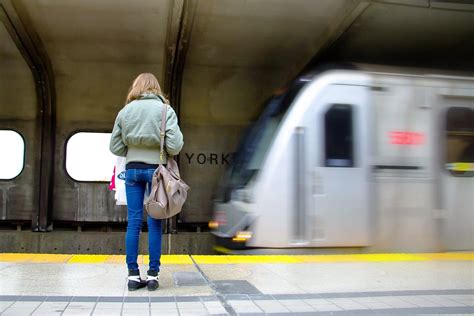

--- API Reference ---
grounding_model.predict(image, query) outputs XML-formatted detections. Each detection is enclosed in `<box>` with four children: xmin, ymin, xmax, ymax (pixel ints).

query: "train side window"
<box><xmin>324</xmin><ymin>104</ymin><xmax>354</xmax><ymax>167</ymax></box>
<box><xmin>445</xmin><ymin>107</ymin><xmax>474</xmax><ymax>177</ymax></box>
<box><xmin>66</xmin><ymin>132</ymin><xmax>116</xmax><ymax>182</ymax></box>
<box><xmin>0</xmin><ymin>130</ymin><xmax>25</xmax><ymax>180</ymax></box>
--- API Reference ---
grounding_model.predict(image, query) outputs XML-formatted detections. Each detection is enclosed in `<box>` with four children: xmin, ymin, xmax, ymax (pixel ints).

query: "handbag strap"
<box><xmin>160</xmin><ymin>103</ymin><xmax>167</xmax><ymax>162</ymax></box>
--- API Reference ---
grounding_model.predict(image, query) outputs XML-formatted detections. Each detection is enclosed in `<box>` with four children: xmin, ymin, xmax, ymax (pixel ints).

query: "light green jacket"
<box><xmin>109</xmin><ymin>94</ymin><xmax>184</xmax><ymax>164</ymax></box>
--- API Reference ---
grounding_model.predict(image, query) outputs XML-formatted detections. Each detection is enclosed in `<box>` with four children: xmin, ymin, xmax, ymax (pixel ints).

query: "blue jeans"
<box><xmin>125</xmin><ymin>168</ymin><xmax>162</xmax><ymax>272</ymax></box>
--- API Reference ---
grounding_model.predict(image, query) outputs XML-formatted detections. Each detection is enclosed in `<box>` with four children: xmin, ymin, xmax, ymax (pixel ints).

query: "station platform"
<box><xmin>0</xmin><ymin>252</ymin><xmax>473</xmax><ymax>315</ymax></box>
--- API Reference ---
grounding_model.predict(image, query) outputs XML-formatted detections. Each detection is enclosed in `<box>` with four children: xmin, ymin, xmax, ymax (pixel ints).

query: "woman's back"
<box><xmin>110</xmin><ymin>93</ymin><xmax>183</xmax><ymax>165</ymax></box>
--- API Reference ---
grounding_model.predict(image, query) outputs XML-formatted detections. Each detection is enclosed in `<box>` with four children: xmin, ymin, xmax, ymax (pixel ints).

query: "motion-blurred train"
<box><xmin>211</xmin><ymin>65</ymin><xmax>474</xmax><ymax>253</ymax></box>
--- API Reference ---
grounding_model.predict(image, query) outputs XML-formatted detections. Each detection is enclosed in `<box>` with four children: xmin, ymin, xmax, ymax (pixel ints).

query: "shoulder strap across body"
<box><xmin>160</xmin><ymin>103</ymin><xmax>167</xmax><ymax>163</ymax></box>
<box><xmin>145</xmin><ymin>101</ymin><xmax>189</xmax><ymax>220</ymax></box>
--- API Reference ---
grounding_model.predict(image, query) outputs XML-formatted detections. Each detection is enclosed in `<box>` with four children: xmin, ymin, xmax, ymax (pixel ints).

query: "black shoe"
<box><xmin>146</xmin><ymin>270</ymin><xmax>159</xmax><ymax>291</ymax></box>
<box><xmin>128</xmin><ymin>269</ymin><xmax>147</xmax><ymax>291</ymax></box>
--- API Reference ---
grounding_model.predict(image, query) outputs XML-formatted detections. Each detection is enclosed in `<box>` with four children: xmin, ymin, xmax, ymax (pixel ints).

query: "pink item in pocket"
<box><xmin>109</xmin><ymin>166</ymin><xmax>116</xmax><ymax>191</ymax></box>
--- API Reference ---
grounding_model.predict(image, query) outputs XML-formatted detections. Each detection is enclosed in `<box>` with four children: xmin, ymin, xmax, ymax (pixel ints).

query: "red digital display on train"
<box><xmin>389</xmin><ymin>131</ymin><xmax>425</xmax><ymax>145</ymax></box>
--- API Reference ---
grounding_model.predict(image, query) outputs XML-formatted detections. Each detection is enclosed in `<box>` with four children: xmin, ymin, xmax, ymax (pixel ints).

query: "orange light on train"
<box><xmin>208</xmin><ymin>221</ymin><xmax>219</xmax><ymax>229</ymax></box>
<box><xmin>232</xmin><ymin>231</ymin><xmax>252</xmax><ymax>242</ymax></box>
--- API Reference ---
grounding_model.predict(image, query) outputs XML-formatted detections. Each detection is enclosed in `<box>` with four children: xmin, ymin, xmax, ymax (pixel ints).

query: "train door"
<box><xmin>440</xmin><ymin>95</ymin><xmax>474</xmax><ymax>250</ymax></box>
<box><xmin>306</xmin><ymin>84</ymin><xmax>370</xmax><ymax>246</ymax></box>
<box><xmin>370</xmin><ymin>82</ymin><xmax>436</xmax><ymax>251</ymax></box>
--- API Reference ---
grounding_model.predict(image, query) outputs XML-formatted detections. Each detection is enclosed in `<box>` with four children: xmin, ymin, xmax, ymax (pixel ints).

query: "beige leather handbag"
<box><xmin>145</xmin><ymin>104</ymin><xmax>189</xmax><ymax>219</ymax></box>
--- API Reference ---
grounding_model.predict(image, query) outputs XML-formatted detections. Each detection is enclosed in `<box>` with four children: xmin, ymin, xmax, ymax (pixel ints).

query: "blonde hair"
<box><xmin>125</xmin><ymin>73</ymin><xmax>168</xmax><ymax>104</ymax></box>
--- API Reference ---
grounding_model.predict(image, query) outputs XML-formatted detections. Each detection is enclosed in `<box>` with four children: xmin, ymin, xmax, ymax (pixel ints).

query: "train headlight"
<box><xmin>208</xmin><ymin>221</ymin><xmax>219</xmax><ymax>229</ymax></box>
<box><xmin>232</xmin><ymin>231</ymin><xmax>252</xmax><ymax>242</ymax></box>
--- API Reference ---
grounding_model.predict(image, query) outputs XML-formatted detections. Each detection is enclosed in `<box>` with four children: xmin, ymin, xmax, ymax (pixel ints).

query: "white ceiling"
<box><xmin>323</xmin><ymin>2</ymin><xmax>474</xmax><ymax>69</ymax></box>
<box><xmin>0</xmin><ymin>22</ymin><xmax>36</xmax><ymax>119</ymax></box>
<box><xmin>0</xmin><ymin>22</ymin><xmax>22</xmax><ymax>60</ymax></box>
<box><xmin>20</xmin><ymin>0</ymin><xmax>170</xmax><ymax>65</ymax></box>
<box><xmin>187</xmin><ymin>0</ymin><xmax>356</xmax><ymax>69</ymax></box>
<box><xmin>2</xmin><ymin>0</ymin><xmax>472</xmax><ymax>117</ymax></box>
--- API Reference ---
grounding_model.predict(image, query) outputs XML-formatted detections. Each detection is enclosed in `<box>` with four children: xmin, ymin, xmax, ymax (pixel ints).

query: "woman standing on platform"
<box><xmin>109</xmin><ymin>73</ymin><xmax>184</xmax><ymax>291</ymax></box>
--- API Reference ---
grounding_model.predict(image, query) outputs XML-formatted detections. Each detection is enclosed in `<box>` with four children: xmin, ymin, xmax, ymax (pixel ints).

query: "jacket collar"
<box><xmin>140</xmin><ymin>93</ymin><xmax>166</xmax><ymax>103</ymax></box>
<box><xmin>140</xmin><ymin>93</ymin><xmax>161</xmax><ymax>101</ymax></box>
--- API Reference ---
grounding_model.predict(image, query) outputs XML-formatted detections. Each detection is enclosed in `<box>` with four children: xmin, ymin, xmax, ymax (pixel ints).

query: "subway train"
<box><xmin>211</xmin><ymin>66</ymin><xmax>474</xmax><ymax>253</ymax></box>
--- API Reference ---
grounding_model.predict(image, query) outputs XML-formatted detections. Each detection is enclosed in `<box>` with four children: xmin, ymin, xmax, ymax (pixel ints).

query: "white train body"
<box><xmin>212</xmin><ymin>69</ymin><xmax>474</xmax><ymax>252</ymax></box>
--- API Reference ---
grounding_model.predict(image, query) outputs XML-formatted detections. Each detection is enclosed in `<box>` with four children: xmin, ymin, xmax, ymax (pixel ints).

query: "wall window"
<box><xmin>324</xmin><ymin>104</ymin><xmax>354</xmax><ymax>167</ymax></box>
<box><xmin>445</xmin><ymin>107</ymin><xmax>474</xmax><ymax>177</ymax></box>
<box><xmin>0</xmin><ymin>130</ymin><xmax>25</xmax><ymax>179</ymax></box>
<box><xmin>66</xmin><ymin>132</ymin><xmax>116</xmax><ymax>182</ymax></box>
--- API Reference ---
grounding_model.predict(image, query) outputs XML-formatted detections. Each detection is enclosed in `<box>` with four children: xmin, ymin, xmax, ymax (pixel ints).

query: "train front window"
<box><xmin>445</xmin><ymin>107</ymin><xmax>474</xmax><ymax>177</ymax></box>
<box><xmin>229</xmin><ymin>95</ymin><xmax>286</xmax><ymax>187</ymax></box>
<box><xmin>0</xmin><ymin>130</ymin><xmax>25</xmax><ymax>180</ymax></box>
<box><xmin>66</xmin><ymin>132</ymin><xmax>116</xmax><ymax>182</ymax></box>
<box><xmin>225</xmin><ymin>79</ymin><xmax>308</xmax><ymax>192</ymax></box>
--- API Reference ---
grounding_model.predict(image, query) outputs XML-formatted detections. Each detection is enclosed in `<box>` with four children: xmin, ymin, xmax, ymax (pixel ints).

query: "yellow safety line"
<box><xmin>192</xmin><ymin>255</ymin><xmax>301</xmax><ymax>264</ymax></box>
<box><xmin>142</xmin><ymin>255</ymin><xmax>193</xmax><ymax>265</ymax></box>
<box><xmin>68</xmin><ymin>255</ymin><xmax>110</xmax><ymax>264</ymax></box>
<box><xmin>30</xmin><ymin>254</ymin><xmax>73</xmax><ymax>263</ymax></box>
<box><xmin>297</xmin><ymin>254</ymin><xmax>428</xmax><ymax>263</ymax></box>
<box><xmin>0</xmin><ymin>252</ymin><xmax>472</xmax><ymax>264</ymax></box>
<box><xmin>161</xmin><ymin>255</ymin><xmax>194</xmax><ymax>265</ymax></box>
<box><xmin>192</xmin><ymin>253</ymin><xmax>474</xmax><ymax>264</ymax></box>
<box><xmin>104</xmin><ymin>255</ymin><xmax>125</xmax><ymax>264</ymax></box>
<box><xmin>0</xmin><ymin>253</ymin><xmax>35</xmax><ymax>262</ymax></box>
<box><xmin>419</xmin><ymin>253</ymin><xmax>474</xmax><ymax>261</ymax></box>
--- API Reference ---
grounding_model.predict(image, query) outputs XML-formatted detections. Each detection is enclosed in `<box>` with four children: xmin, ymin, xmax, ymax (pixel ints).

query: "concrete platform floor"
<box><xmin>0</xmin><ymin>253</ymin><xmax>472</xmax><ymax>315</ymax></box>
